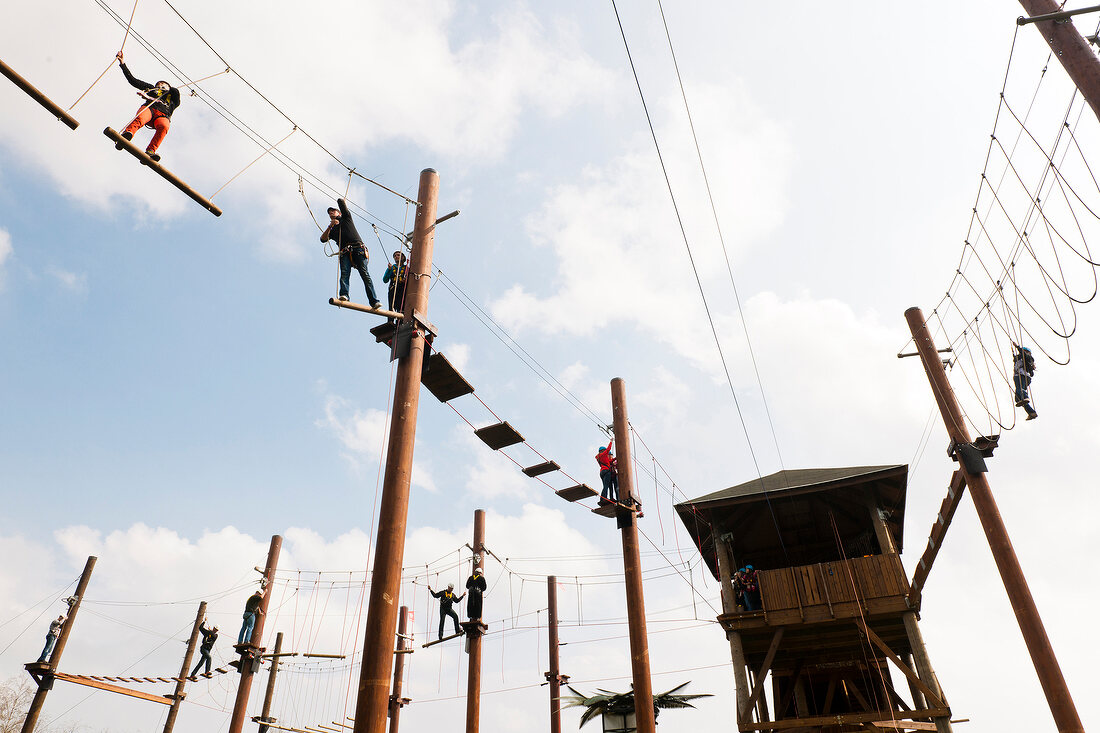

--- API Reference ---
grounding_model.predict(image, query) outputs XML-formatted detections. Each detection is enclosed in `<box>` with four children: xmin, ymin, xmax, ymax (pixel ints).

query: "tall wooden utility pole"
<box><xmin>1018</xmin><ymin>0</ymin><xmax>1100</xmax><ymax>123</ymax></box>
<box><xmin>353</xmin><ymin>168</ymin><xmax>441</xmax><ymax>733</ymax></box>
<box><xmin>388</xmin><ymin>608</ymin><xmax>411</xmax><ymax>733</ymax></box>
<box><xmin>545</xmin><ymin>576</ymin><xmax>566</xmax><ymax>733</ymax></box>
<box><xmin>21</xmin><ymin>555</ymin><xmax>96</xmax><ymax>733</ymax></box>
<box><xmin>163</xmin><ymin>601</ymin><xmax>207</xmax><ymax>733</ymax></box>
<box><xmin>256</xmin><ymin>632</ymin><xmax>284</xmax><ymax>733</ymax></box>
<box><xmin>609</xmin><ymin>378</ymin><xmax>656</xmax><ymax>733</ymax></box>
<box><xmin>465</xmin><ymin>509</ymin><xmax>487</xmax><ymax>733</ymax></box>
<box><xmin>904</xmin><ymin>307</ymin><xmax>1082</xmax><ymax>732</ymax></box>
<box><xmin>228</xmin><ymin>535</ymin><xmax>283</xmax><ymax>733</ymax></box>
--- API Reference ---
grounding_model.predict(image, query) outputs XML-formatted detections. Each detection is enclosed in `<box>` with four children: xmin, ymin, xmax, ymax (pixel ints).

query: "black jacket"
<box><xmin>119</xmin><ymin>63</ymin><xmax>181</xmax><ymax>117</ymax></box>
<box><xmin>320</xmin><ymin>198</ymin><xmax>364</xmax><ymax>248</ymax></box>
<box><xmin>431</xmin><ymin>588</ymin><xmax>461</xmax><ymax>612</ymax></box>
<box><xmin>198</xmin><ymin>623</ymin><xmax>218</xmax><ymax>652</ymax></box>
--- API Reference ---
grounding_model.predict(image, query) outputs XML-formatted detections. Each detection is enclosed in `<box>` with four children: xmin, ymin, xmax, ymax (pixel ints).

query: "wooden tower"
<box><xmin>675</xmin><ymin>465</ymin><xmax>953</xmax><ymax>733</ymax></box>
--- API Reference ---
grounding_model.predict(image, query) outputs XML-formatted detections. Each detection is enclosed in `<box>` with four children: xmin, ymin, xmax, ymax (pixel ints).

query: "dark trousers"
<box><xmin>439</xmin><ymin>607</ymin><xmax>460</xmax><ymax>639</ymax></box>
<box><xmin>388</xmin><ymin>281</ymin><xmax>407</xmax><ymax>312</ymax></box>
<box><xmin>339</xmin><ymin>245</ymin><xmax>380</xmax><ymax>305</ymax></box>
<box><xmin>191</xmin><ymin>649</ymin><xmax>212</xmax><ymax>676</ymax></box>
<box><xmin>600</xmin><ymin>469</ymin><xmax>618</xmax><ymax>501</ymax></box>
<box><xmin>1014</xmin><ymin>373</ymin><xmax>1037</xmax><ymax>416</ymax></box>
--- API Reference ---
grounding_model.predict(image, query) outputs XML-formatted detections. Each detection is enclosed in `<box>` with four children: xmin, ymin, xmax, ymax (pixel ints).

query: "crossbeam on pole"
<box><xmin>327</xmin><ymin>298</ymin><xmax>403</xmax><ymax>320</ymax></box>
<box><xmin>53</xmin><ymin>673</ymin><xmax>173</xmax><ymax>705</ymax></box>
<box><xmin>102</xmin><ymin>127</ymin><xmax>222</xmax><ymax>217</ymax></box>
<box><xmin>0</xmin><ymin>58</ymin><xmax>79</xmax><ymax>129</ymax></box>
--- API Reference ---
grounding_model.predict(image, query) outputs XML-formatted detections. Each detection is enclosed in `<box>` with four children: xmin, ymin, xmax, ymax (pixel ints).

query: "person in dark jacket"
<box><xmin>465</xmin><ymin>566</ymin><xmax>487</xmax><ymax>621</ymax></box>
<box><xmin>114</xmin><ymin>52</ymin><xmax>181</xmax><ymax>161</ymax></box>
<box><xmin>321</xmin><ymin>199</ymin><xmax>382</xmax><ymax>308</ymax></box>
<box><xmin>596</xmin><ymin>440</ymin><xmax>618</xmax><ymax>504</ymax></box>
<box><xmin>238</xmin><ymin>588</ymin><xmax>265</xmax><ymax>645</ymax></box>
<box><xmin>383</xmin><ymin>250</ymin><xmax>409</xmax><ymax>315</ymax></box>
<box><xmin>1012</xmin><ymin>343</ymin><xmax>1038</xmax><ymax>421</ymax></box>
<box><xmin>189</xmin><ymin>622</ymin><xmax>219</xmax><ymax>679</ymax></box>
<box><xmin>428</xmin><ymin>583</ymin><xmax>465</xmax><ymax>640</ymax></box>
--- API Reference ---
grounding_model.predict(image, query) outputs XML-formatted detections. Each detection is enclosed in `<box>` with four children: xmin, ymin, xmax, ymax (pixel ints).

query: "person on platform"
<box><xmin>731</xmin><ymin>567</ymin><xmax>746</xmax><ymax>610</ymax></box>
<box><xmin>238</xmin><ymin>588</ymin><xmax>265</xmax><ymax>645</ymax></box>
<box><xmin>596</xmin><ymin>439</ymin><xmax>618</xmax><ymax>504</ymax></box>
<box><xmin>465</xmin><ymin>566</ymin><xmax>487</xmax><ymax>621</ymax></box>
<box><xmin>37</xmin><ymin>615</ymin><xmax>66</xmax><ymax>663</ymax></box>
<box><xmin>1012</xmin><ymin>342</ymin><xmax>1038</xmax><ymax>421</ymax></box>
<box><xmin>740</xmin><ymin>565</ymin><xmax>761</xmax><ymax>611</ymax></box>
<box><xmin>383</xmin><ymin>249</ymin><xmax>409</xmax><ymax>315</ymax></box>
<box><xmin>114</xmin><ymin>52</ymin><xmax>181</xmax><ymax>162</ymax></box>
<box><xmin>428</xmin><ymin>583</ymin><xmax>465</xmax><ymax>640</ymax></box>
<box><xmin>321</xmin><ymin>198</ymin><xmax>382</xmax><ymax>309</ymax></box>
<box><xmin>189</xmin><ymin>622</ymin><xmax>219</xmax><ymax>679</ymax></box>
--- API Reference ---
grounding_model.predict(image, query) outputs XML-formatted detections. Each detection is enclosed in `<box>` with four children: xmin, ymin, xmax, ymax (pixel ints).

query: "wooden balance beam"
<box><xmin>53</xmin><ymin>673</ymin><xmax>173</xmax><ymax>705</ymax></box>
<box><xmin>103</xmin><ymin>127</ymin><xmax>222</xmax><ymax>217</ymax></box>
<box><xmin>327</xmin><ymin>298</ymin><xmax>403</xmax><ymax>320</ymax></box>
<box><xmin>422</xmin><ymin>630</ymin><xmax>464</xmax><ymax>648</ymax></box>
<box><xmin>0</xmin><ymin>58</ymin><xmax>79</xmax><ymax>129</ymax></box>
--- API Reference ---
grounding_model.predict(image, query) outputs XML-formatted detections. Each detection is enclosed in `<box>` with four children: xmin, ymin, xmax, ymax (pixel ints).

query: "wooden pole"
<box><xmin>162</xmin><ymin>601</ymin><xmax>207</xmax><ymax>733</ymax></box>
<box><xmin>387</xmin><ymin>608</ymin><xmax>409</xmax><ymax>733</ymax></box>
<box><xmin>546</xmin><ymin>576</ymin><xmax>563</xmax><ymax>733</ymax></box>
<box><xmin>352</xmin><ymin>168</ymin><xmax>440</xmax><ymax>733</ymax></box>
<box><xmin>257</xmin><ymin>632</ymin><xmax>284</xmax><ymax>732</ymax></box>
<box><xmin>0</xmin><ymin>58</ymin><xmax>79</xmax><ymax>129</ymax></box>
<box><xmin>714</xmin><ymin>536</ymin><xmax>751</xmax><ymax>720</ymax></box>
<box><xmin>228</xmin><ymin>535</ymin><xmax>283</xmax><ymax>733</ymax></box>
<box><xmin>609</xmin><ymin>378</ymin><xmax>656</xmax><ymax>733</ymax></box>
<box><xmin>904</xmin><ymin>307</ymin><xmax>1082</xmax><ymax>732</ymax></box>
<box><xmin>21</xmin><ymin>555</ymin><xmax>96</xmax><ymax>733</ymax></box>
<box><xmin>465</xmin><ymin>509</ymin><xmax>486</xmax><ymax>733</ymax></box>
<box><xmin>1018</xmin><ymin>0</ymin><xmax>1100</xmax><ymax>123</ymax></box>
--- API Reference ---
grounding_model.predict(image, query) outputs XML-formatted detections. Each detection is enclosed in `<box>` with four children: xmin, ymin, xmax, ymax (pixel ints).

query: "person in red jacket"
<box><xmin>596</xmin><ymin>439</ymin><xmax>618</xmax><ymax>504</ymax></box>
<box><xmin>114</xmin><ymin>52</ymin><xmax>181</xmax><ymax>162</ymax></box>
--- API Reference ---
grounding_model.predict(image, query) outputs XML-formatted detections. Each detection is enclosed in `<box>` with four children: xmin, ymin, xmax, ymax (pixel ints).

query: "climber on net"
<box><xmin>113</xmin><ymin>52</ymin><xmax>180</xmax><ymax>162</ymax></box>
<box><xmin>321</xmin><ymin>199</ymin><xmax>382</xmax><ymax>309</ymax></box>
<box><xmin>189</xmin><ymin>621</ymin><xmax>219</xmax><ymax>680</ymax></box>
<box><xmin>1012</xmin><ymin>342</ymin><xmax>1038</xmax><ymax>421</ymax></box>
<box><xmin>596</xmin><ymin>439</ymin><xmax>619</xmax><ymax>504</ymax></box>
<box><xmin>428</xmin><ymin>583</ymin><xmax>465</xmax><ymax>640</ymax></box>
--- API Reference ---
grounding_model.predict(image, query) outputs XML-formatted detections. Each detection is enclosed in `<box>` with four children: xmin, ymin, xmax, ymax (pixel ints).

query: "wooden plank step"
<box><xmin>556</xmin><ymin>484</ymin><xmax>597</xmax><ymax>502</ymax></box>
<box><xmin>522</xmin><ymin>460</ymin><xmax>559</xmax><ymax>477</ymax></box>
<box><xmin>474</xmin><ymin>421</ymin><xmax>524</xmax><ymax>450</ymax></box>
<box><xmin>422</xmin><ymin>631</ymin><xmax>464</xmax><ymax>648</ymax></box>
<box><xmin>103</xmin><ymin>127</ymin><xmax>222</xmax><ymax>217</ymax></box>
<box><xmin>421</xmin><ymin>353</ymin><xmax>475</xmax><ymax>402</ymax></box>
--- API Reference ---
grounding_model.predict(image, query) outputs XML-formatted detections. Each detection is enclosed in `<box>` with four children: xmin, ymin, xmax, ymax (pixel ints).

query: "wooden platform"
<box><xmin>522</xmin><ymin>460</ymin><xmax>559</xmax><ymax>477</ymax></box>
<box><xmin>556</xmin><ymin>484</ymin><xmax>597</xmax><ymax>502</ymax></box>
<box><xmin>328</xmin><ymin>297</ymin><xmax>403</xmax><ymax>320</ymax></box>
<box><xmin>103</xmin><ymin>127</ymin><xmax>222</xmax><ymax>216</ymax></box>
<box><xmin>422</xmin><ymin>630</ymin><xmax>463</xmax><ymax>648</ymax></box>
<box><xmin>421</xmin><ymin>353</ymin><xmax>474</xmax><ymax>402</ymax></box>
<box><xmin>0</xmin><ymin>57</ymin><xmax>79</xmax><ymax>129</ymax></box>
<box><xmin>474</xmin><ymin>421</ymin><xmax>524</xmax><ymax>450</ymax></box>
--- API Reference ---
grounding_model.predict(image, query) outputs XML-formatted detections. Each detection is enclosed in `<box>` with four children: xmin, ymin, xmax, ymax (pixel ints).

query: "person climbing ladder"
<box><xmin>114</xmin><ymin>52</ymin><xmax>180</xmax><ymax>162</ymax></box>
<box><xmin>1012</xmin><ymin>342</ymin><xmax>1038</xmax><ymax>421</ymax></box>
<box><xmin>428</xmin><ymin>583</ymin><xmax>465</xmax><ymax>640</ymax></box>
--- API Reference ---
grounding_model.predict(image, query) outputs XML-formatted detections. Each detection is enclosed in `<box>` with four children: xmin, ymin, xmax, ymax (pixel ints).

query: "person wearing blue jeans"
<box><xmin>238</xmin><ymin>589</ymin><xmax>265</xmax><ymax>645</ymax></box>
<box><xmin>37</xmin><ymin>615</ymin><xmax>66</xmax><ymax>663</ymax></box>
<box><xmin>322</xmin><ymin>198</ymin><xmax>381</xmax><ymax>308</ymax></box>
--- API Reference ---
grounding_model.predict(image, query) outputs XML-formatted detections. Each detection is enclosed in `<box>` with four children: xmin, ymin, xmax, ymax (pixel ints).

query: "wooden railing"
<box><xmin>741</xmin><ymin>554</ymin><xmax>911</xmax><ymax>625</ymax></box>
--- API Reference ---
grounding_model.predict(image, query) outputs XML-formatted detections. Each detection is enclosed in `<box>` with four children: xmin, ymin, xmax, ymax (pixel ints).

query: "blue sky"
<box><xmin>2</xmin><ymin>1</ymin><xmax>1099</xmax><ymax>732</ymax></box>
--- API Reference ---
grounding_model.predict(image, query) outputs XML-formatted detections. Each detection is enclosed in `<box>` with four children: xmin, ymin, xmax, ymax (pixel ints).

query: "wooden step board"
<box><xmin>474</xmin><ymin>421</ymin><xmax>524</xmax><ymax>450</ymax></box>
<box><xmin>422</xmin><ymin>630</ymin><xmax>464</xmax><ymax>648</ymax></box>
<box><xmin>103</xmin><ymin>127</ymin><xmax>222</xmax><ymax>216</ymax></box>
<box><xmin>421</xmin><ymin>353</ymin><xmax>475</xmax><ymax>402</ymax></box>
<box><xmin>556</xmin><ymin>484</ymin><xmax>597</xmax><ymax>502</ymax></box>
<box><xmin>522</xmin><ymin>460</ymin><xmax>559</xmax><ymax>477</ymax></box>
<box><xmin>328</xmin><ymin>297</ymin><xmax>403</xmax><ymax>320</ymax></box>
<box><xmin>0</xmin><ymin>57</ymin><xmax>79</xmax><ymax>129</ymax></box>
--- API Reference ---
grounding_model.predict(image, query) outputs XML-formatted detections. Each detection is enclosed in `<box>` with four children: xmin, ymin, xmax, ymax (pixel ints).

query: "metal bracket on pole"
<box><xmin>1018</xmin><ymin>3</ymin><xmax>1100</xmax><ymax>25</ymax></box>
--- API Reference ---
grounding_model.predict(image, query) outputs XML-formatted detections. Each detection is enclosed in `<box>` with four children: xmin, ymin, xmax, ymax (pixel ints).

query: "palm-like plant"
<box><xmin>562</xmin><ymin>681</ymin><xmax>712</xmax><ymax>729</ymax></box>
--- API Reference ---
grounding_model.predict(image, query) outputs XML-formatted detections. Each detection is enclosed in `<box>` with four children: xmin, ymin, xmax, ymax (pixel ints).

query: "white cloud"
<box><xmin>48</xmin><ymin>267</ymin><xmax>87</xmax><ymax>294</ymax></box>
<box><xmin>318</xmin><ymin>393</ymin><xmax>437</xmax><ymax>493</ymax></box>
<box><xmin>0</xmin><ymin>228</ymin><xmax>11</xmax><ymax>290</ymax></box>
